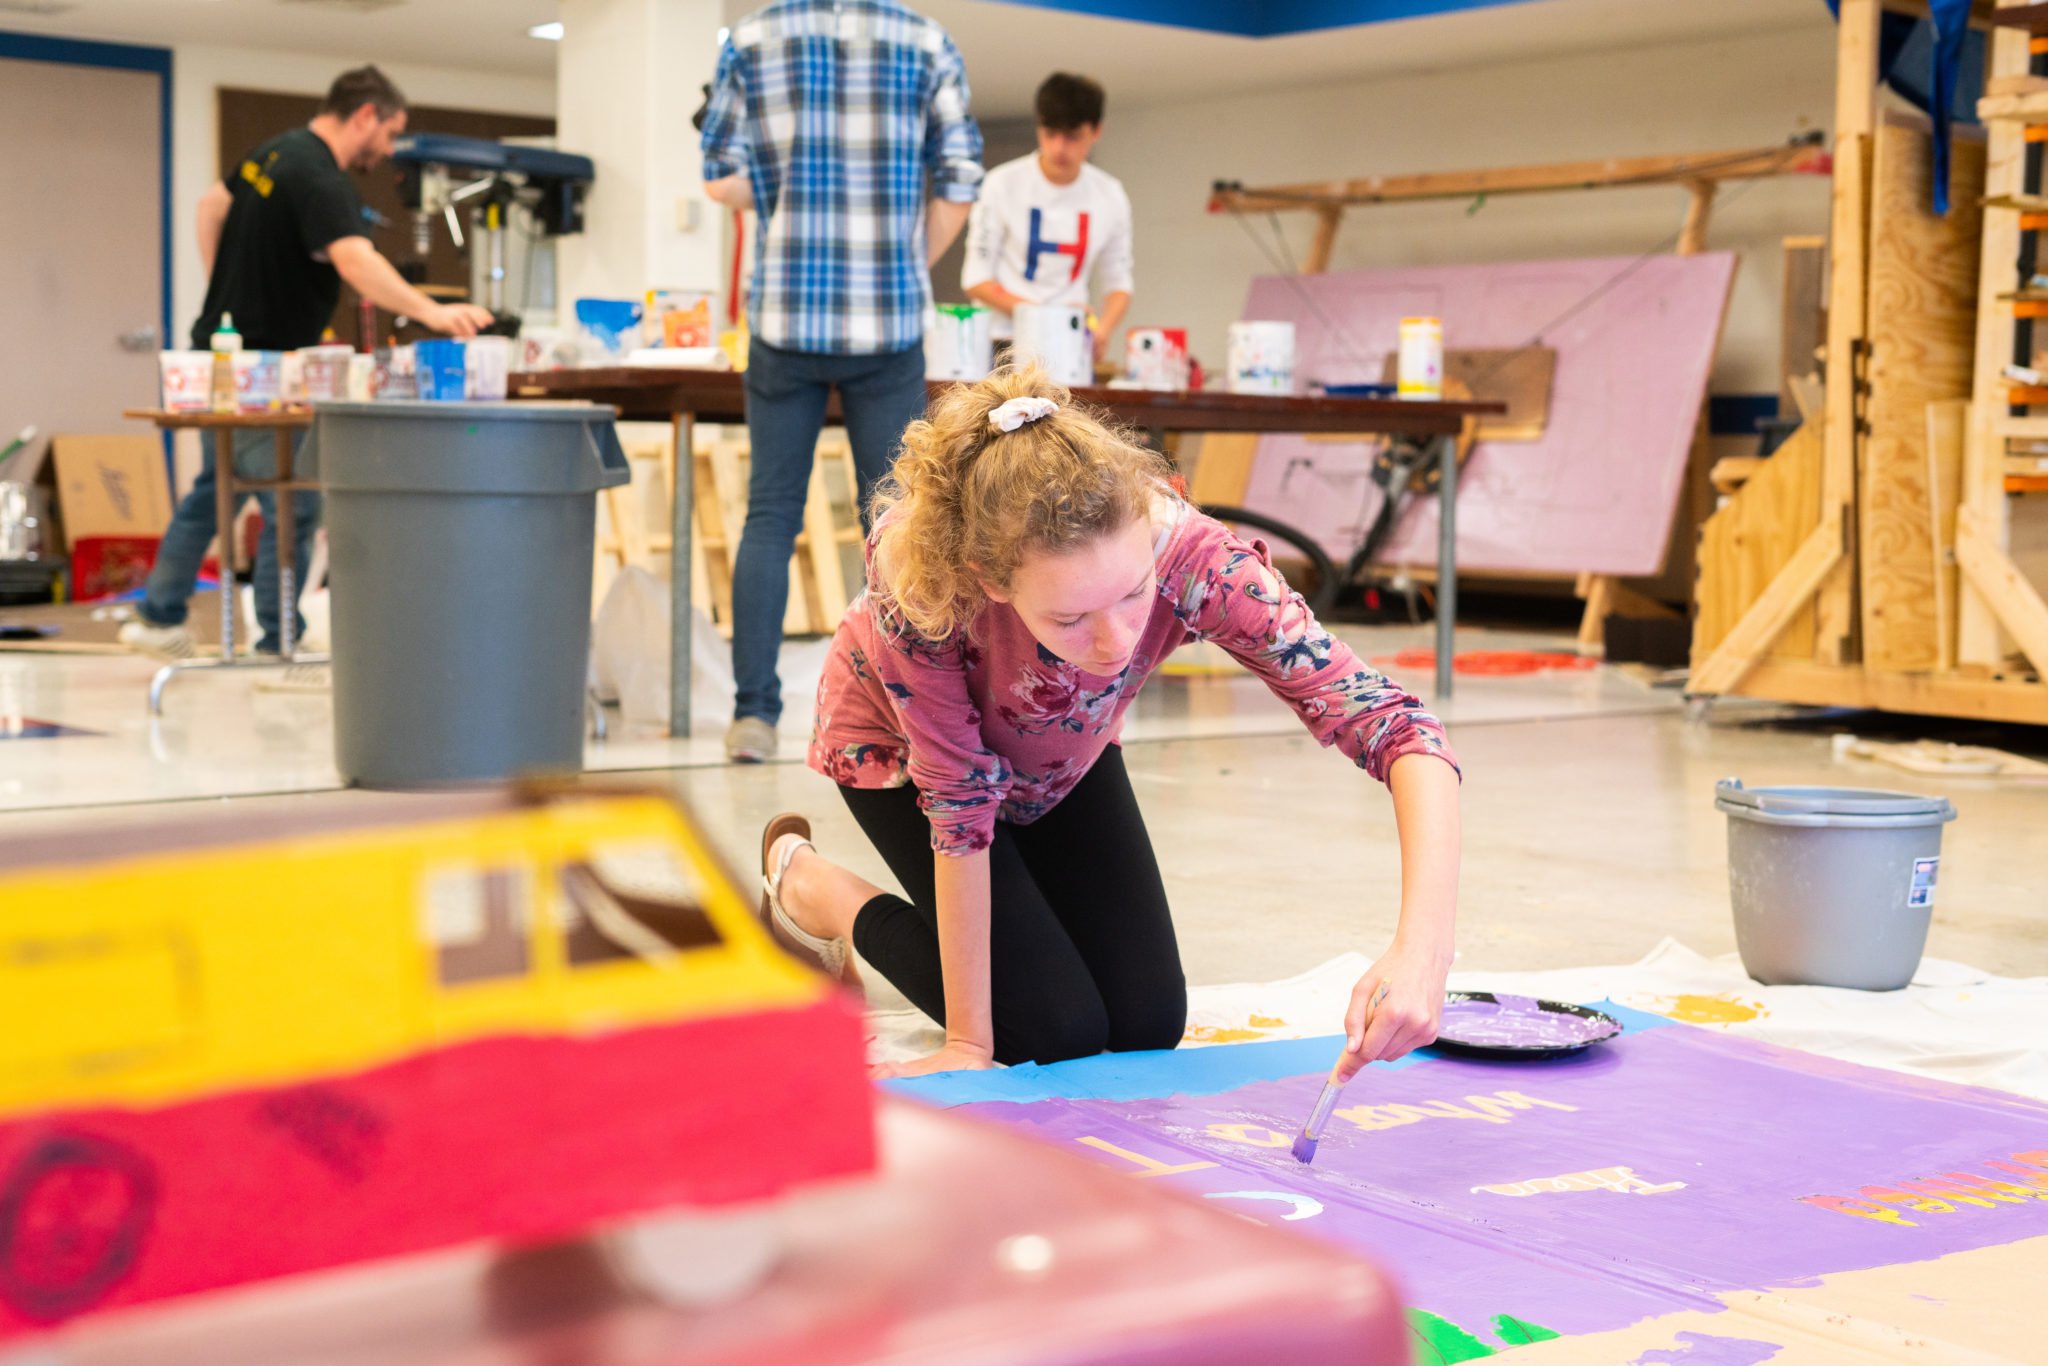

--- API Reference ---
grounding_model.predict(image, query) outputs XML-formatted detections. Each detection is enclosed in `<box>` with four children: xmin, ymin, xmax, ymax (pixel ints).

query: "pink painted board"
<box><xmin>1238</xmin><ymin>253</ymin><xmax>1736</xmax><ymax>575</ymax></box>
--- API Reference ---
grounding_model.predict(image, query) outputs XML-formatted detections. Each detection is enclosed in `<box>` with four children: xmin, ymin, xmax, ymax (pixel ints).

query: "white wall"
<box><xmin>1093</xmin><ymin>26</ymin><xmax>1839</xmax><ymax>395</ymax></box>
<box><xmin>168</xmin><ymin>44</ymin><xmax>554</xmax><ymax>346</ymax></box>
<box><xmin>555</xmin><ymin>0</ymin><xmax>728</xmax><ymax>309</ymax></box>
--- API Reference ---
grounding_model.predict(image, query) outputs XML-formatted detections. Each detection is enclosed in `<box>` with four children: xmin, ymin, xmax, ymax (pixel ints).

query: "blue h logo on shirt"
<box><xmin>1025</xmin><ymin>208</ymin><xmax>1090</xmax><ymax>284</ymax></box>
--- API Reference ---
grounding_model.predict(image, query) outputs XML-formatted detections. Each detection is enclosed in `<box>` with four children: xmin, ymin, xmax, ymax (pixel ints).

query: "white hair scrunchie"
<box><xmin>988</xmin><ymin>396</ymin><xmax>1058</xmax><ymax>433</ymax></box>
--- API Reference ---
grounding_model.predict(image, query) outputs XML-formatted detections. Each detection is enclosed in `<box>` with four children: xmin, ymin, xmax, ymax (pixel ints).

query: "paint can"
<box><xmin>1226</xmin><ymin>320</ymin><xmax>1295</xmax><ymax>395</ymax></box>
<box><xmin>157</xmin><ymin>352</ymin><xmax>214</xmax><ymax>413</ymax></box>
<box><xmin>647</xmin><ymin>289</ymin><xmax>715</xmax><ymax>349</ymax></box>
<box><xmin>924</xmin><ymin>304</ymin><xmax>995</xmax><ymax>381</ymax></box>
<box><xmin>1715</xmin><ymin>780</ymin><xmax>1956</xmax><ymax>990</ymax></box>
<box><xmin>299</xmin><ymin>344</ymin><xmax>355</xmax><ymax>403</ymax></box>
<box><xmin>1397</xmin><ymin>316</ymin><xmax>1444</xmax><ymax>400</ymax></box>
<box><xmin>1124</xmin><ymin>327</ymin><xmax>1189</xmax><ymax>391</ymax></box>
<box><xmin>1009</xmin><ymin>304</ymin><xmax>1093</xmax><ymax>387</ymax></box>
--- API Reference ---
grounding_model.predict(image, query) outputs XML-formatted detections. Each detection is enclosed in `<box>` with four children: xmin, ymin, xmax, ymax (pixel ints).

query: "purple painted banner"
<box><xmin>958</xmin><ymin>1026</ymin><xmax>2048</xmax><ymax>1346</ymax></box>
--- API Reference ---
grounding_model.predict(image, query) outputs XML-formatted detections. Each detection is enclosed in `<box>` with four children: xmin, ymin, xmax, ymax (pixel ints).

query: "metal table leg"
<box><xmin>1434</xmin><ymin>431</ymin><xmax>1457</xmax><ymax>703</ymax></box>
<box><xmin>274</xmin><ymin>425</ymin><xmax>297</xmax><ymax>661</ymax></box>
<box><xmin>147</xmin><ymin>421</ymin><xmax>326</xmax><ymax>715</ymax></box>
<box><xmin>215</xmin><ymin>428</ymin><xmax>239</xmax><ymax>662</ymax></box>
<box><xmin>669</xmin><ymin>411</ymin><xmax>694</xmax><ymax>738</ymax></box>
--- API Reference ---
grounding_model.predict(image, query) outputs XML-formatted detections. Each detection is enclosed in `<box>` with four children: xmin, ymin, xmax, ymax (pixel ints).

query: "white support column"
<box><xmin>556</xmin><ymin>0</ymin><xmax>729</xmax><ymax>314</ymax></box>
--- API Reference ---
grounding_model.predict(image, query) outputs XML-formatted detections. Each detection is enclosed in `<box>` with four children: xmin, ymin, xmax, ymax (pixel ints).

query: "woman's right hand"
<box><xmin>871</xmin><ymin>1039</ymin><xmax>997</xmax><ymax>1079</ymax></box>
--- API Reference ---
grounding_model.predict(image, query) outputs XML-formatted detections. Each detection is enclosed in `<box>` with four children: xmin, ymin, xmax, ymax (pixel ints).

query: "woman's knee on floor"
<box><xmin>995</xmin><ymin>992</ymin><xmax>1111</xmax><ymax>1067</ymax></box>
<box><xmin>1105</xmin><ymin>978</ymin><xmax>1187</xmax><ymax>1054</ymax></box>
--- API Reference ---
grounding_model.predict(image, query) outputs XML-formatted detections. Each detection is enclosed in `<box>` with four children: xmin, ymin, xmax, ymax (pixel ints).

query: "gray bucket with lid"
<box><xmin>1715</xmin><ymin>779</ymin><xmax>1957</xmax><ymax>990</ymax></box>
<box><xmin>307</xmin><ymin>400</ymin><xmax>629</xmax><ymax>789</ymax></box>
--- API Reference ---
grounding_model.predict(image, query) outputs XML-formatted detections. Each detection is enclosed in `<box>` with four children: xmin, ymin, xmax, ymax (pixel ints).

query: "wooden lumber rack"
<box><xmin>1688</xmin><ymin>0</ymin><xmax>2048</xmax><ymax>726</ymax></box>
<box><xmin>1210</xmin><ymin>141</ymin><xmax>1829</xmax><ymax>652</ymax></box>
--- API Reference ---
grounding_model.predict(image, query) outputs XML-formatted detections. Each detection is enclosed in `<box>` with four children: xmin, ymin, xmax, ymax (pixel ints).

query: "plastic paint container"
<box><xmin>346</xmin><ymin>353</ymin><xmax>377</xmax><ymax>401</ymax></box>
<box><xmin>1227</xmin><ymin>321</ymin><xmax>1295</xmax><ymax>395</ymax></box>
<box><xmin>1715</xmin><ymin>779</ymin><xmax>1957</xmax><ymax>990</ymax></box>
<box><xmin>647</xmin><ymin>289</ymin><xmax>715</xmax><ymax>349</ymax></box>
<box><xmin>1397</xmin><ymin>317</ymin><xmax>1444</xmax><ymax>400</ymax></box>
<box><xmin>158</xmin><ymin>352</ymin><xmax>214</xmax><ymax>413</ymax></box>
<box><xmin>232</xmin><ymin>352</ymin><xmax>283</xmax><ymax>410</ymax></box>
<box><xmin>465</xmin><ymin>336</ymin><xmax>512</xmax><ymax>401</ymax></box>
<box><xmin>299</xmin><ymin>344</ymin><xmax>355</xmax><ymax>403</ymax></box>
<box><xmin>1125</xmin><ymin>327</ymin><xmax>1189</xmax><ymax>391</ymax></box>
<box><xmin>414</xmin><ymin>340</ymin><xmax>469</xmax><ymax>402</ymax></box>
<box><xmin>1009</xmin><ymin>304</ymin><xmax>1092</xmax><ymax>387</ymax></box>
<box><xmin>925</xmin><ymin>304</ymin><xmax>994</xmax><ymax>381</ymax></box>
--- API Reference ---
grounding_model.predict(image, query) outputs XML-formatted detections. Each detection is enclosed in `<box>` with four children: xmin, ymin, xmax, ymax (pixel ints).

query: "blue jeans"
<box><xmin>140</xmin><ymin>428</ymin><xmax>321</xmax><ymax>653</ymax></box>
<box><xmin>732</xmin><ymin>338</ymin><xmax>927</xmax><ymax>725</ymax></box>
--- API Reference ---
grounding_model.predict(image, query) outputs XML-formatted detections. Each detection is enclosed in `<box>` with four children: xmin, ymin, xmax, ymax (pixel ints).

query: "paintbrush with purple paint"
<box><xmin>1291</xmin><ymin>981</ymin><xmax>1388</xmax><ymax>1164</ymax></box>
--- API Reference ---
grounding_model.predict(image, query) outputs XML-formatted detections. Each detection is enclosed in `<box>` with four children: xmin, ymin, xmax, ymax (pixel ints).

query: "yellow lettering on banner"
<box><xmin>1800</xmin><ymin>1195</ymin><xmax>1918</xmax><ymax>1226</ymax></box>
<box><xmin>1463</xmin><ymin>1091</ymin><xmax>1581</xmax><ymax>1123</ymax></box>
<box><xmin>1336</xmin><ymin>1089</ymin><xmax>1579</xmax><ymax>1133</ymax></box>
<box><xmin>1472</xmin><ymin>1166</ymin><xmax>1686</xmax><ymax>1198</ymax></box>
<box><xmin>1204</xmin><ymin>1123</ymin><xmax>1292</xmax><ymax>1149</ymax></box>
<box><xmin>1861</xmin><ymin>1185</ymin><xmax>1954</xmax><ymax>1215</ymax></box>
<box><xmin>1948</xmin><ymin>1172</ymin><xmax>2048</xmax><ymax>1202</ymax></box>
<box><xmin>1076</xmin><ymin>1136</ymin><xmax>1218</xmax><ymax>1178</ymax></box>
<box><xmin>1900</xmin><ymin>1178</ymin><xmax>2007</xmax><ymax>1210</ymax></box>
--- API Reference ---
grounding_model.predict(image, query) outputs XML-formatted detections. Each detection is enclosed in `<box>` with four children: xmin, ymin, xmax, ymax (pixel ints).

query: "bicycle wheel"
<box><xmin>1197</xmin><ymin>504</ymin><xmax>1340</xmax><ymax>619</ymax></box>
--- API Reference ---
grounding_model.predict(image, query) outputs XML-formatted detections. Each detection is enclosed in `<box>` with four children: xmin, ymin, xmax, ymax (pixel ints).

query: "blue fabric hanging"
<box><xmin>1824</xmin><ymin>0</ymin><xmax>1983</xmax><ymax>214</ymax></box>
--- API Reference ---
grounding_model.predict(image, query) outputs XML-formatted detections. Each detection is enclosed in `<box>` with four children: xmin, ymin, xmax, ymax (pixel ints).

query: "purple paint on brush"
<box><xmin>1290</xmin><ymin>1133</ymin><xmax>1317</xmax><ymax>1164</ymax></box>
<box><xmin>1436</xmin><ymin>993</ymin><xmax>1620</xmax><ymax>1049</ymax></box>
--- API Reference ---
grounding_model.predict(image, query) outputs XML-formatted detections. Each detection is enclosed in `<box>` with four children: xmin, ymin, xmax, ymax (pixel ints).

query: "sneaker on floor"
<box><xmin>725</xmin><ymin>716</ymin><xmax>777</xmax><ymax>763</ymax></box>
<box><xmin>254</xmin><ymin>661</ymin><xmax>331</xmax><ymax>694</ymax></box>
<box><xmin>117</xmin><ymin>620</ymin><xmax>196</xmax><ymax>661</ymax></box>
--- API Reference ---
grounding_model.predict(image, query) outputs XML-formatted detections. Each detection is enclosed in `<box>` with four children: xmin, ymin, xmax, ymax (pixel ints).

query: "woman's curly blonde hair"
<box><xmin>869</xmin><ymin>365</ymin><xmax>1170</xmax><ymax>642</ymax></box>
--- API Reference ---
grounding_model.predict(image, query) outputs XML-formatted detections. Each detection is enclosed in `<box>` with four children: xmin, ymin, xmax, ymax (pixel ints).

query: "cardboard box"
<box><xmin>50</xmin><ymin>435</ymin><xmax>172</xmax><ymax>550</ymax></box>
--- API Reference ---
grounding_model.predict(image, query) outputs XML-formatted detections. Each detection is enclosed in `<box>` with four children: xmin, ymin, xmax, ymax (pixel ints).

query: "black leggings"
<box><xmin>840</xmin><ymin>746</ymin><xmax>1187</xmax><ymax>1066</ymax></box>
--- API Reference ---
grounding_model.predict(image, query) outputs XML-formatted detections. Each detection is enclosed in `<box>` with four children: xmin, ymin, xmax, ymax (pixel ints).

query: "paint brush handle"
<box><xmin>1302</xmin><ymin>1073</ymin><xmax>1346</xmax><ymax>1141</ymax></box>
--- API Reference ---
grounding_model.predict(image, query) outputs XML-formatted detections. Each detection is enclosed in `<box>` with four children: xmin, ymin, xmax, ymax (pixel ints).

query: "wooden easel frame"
<box><xmin>1213</xmin><ymin>142</ymin><xmax>1826</xmax><ymax>648</ymax></box>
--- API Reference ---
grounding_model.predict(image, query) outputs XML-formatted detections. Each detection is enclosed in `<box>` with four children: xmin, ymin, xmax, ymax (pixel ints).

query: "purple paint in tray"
<box><xmin>1434</xmin><ymin>992</ymin><xmax>1623</xmax><ymax>1052</ymax></box>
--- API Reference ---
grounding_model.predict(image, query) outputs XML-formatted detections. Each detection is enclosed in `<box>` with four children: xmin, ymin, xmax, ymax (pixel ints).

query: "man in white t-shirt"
<box><xmin>961</xmin><ymin>72</ymin><xmax>1132</xmax><ymax>363</ymax></box>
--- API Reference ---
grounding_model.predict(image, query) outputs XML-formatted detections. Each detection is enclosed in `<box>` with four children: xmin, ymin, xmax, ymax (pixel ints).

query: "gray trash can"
<box><xmin>307</xmin><ymin>400</ymin><xmax>629</xmax><ymax>789</ymax></box>
<box><xmin>1715</xmin><ymin>779</ymin><xmax>1957</xmax><ymax>990</ymax></box>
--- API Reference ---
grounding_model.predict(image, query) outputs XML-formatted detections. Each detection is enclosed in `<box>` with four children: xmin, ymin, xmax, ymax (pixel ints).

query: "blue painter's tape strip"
<box><xmin>889</xmin><ymin>999</ymin><xmax>1678</xmax><ymax>1107</ymax></box>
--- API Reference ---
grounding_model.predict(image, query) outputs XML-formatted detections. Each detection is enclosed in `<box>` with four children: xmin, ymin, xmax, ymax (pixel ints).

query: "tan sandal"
<box><xmin>758</xmin><ymin>813</ymin><xmax>858</xmax><ymax>988</ymax></box>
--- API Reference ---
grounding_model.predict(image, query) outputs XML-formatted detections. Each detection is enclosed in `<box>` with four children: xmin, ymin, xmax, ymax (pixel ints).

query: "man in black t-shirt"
<box><xmin>124</xmin><ymin>66</ymin><xmax>493</xmax><ymax>661</ymax></box>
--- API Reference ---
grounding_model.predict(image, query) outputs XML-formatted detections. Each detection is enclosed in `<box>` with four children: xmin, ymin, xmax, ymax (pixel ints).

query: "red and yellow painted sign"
<box><xmin>0</xmin><ymin>791</ymin><xmax>870</xmax><ymax>1337</ymax></box>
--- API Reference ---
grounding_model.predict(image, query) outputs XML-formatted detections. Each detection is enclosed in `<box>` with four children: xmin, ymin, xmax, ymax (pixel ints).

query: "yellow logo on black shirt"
<box><xmin>239</xmin><ymin>150</ymin><xmax>280</xmax><ymax>198</ymax></box>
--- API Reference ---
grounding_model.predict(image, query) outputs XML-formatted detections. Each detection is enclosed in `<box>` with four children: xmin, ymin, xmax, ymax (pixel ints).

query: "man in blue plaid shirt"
<box><xmin>703</xmin><ymin>0</ymin><xmax>983</xmax><ymax>762</ymax></box>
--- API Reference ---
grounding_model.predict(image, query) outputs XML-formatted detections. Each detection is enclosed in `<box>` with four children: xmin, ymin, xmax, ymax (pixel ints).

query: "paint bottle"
<box><xmin>210</xmin><ymin>313</ymin><xmax>242</xmax><ymax>414</ymax></box>
<box><xmin>1397</xmin><ymin>316</ymin><xmax>1443</xmax><ymax>401</ymax></box>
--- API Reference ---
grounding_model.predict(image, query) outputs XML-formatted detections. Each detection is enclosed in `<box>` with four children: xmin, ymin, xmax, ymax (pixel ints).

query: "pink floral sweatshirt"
<box><xmin>807</xmin><ymin>497</ymin><xmax>1459</xmax><ymax>855</ymax></box>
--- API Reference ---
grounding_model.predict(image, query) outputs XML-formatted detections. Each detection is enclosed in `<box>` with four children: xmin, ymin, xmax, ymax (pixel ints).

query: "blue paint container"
<box><xmin>414</xmin><ymin>340</ymin><xmax>468</xmax><ymax>401</ymax></box>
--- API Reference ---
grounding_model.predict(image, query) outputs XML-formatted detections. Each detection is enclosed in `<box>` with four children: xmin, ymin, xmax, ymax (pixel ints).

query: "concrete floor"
<box><xmin>4</xmin><ymin>622</ymin><xmax>2041</xmax><ymax>1020</ymax></box>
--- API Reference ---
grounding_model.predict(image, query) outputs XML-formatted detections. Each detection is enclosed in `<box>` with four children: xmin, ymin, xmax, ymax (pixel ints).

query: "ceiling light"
<box><xmin>528</xmin><ymin>21</ymin><xmax>563</xmax><ymax>40</ymax></box>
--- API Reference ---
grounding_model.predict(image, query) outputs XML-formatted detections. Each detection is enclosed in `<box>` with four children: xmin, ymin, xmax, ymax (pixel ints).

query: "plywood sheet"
<box><xmin>1240</xmin><ymin>253</ymin><xmax>1737</xmax><ymax>575</ymax></box>
<box><xmin>1926</xmin><ymin>400</ymin><xmax>1967</xmax><ymax>672</ymax></box>
<box><xmin>1692</xmin><ymin>422</ymin><xmax>1823</xmax><ymax>668</ymax></box>
<box><xmin>1859</xmin><ymin>115</ymin><xmax>1985</xmax><ymax>673</ymax></box>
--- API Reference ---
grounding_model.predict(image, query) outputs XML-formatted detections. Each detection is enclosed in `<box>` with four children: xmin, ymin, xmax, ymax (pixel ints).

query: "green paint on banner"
<box><xmin>467</xmin><ymin>423</ymin><xmax>480</xmax><ymax>435</ymax></box>
<box><xmin>1407</xmin><ymin>1308</ymin><xmax>1496</xmax><ymax>1362</ymax></box>
<box><xmin>1493</xmin><ymin>1312</ymin><xmax>1562</xmax><ymax>1345</ymax></box>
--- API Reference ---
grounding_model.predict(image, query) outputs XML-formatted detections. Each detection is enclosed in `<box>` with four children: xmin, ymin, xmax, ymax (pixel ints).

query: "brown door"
<box><xmin>0</xmin><ymin>56</ymin><xmax>162</xmax><ymax>475</ymax></box>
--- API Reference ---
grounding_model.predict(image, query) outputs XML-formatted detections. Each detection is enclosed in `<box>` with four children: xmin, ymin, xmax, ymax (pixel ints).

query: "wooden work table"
<box><xmin>514</xmin><ymin>368</ymin><xmax>1501</xmax><ymax>736</ymax></box>
<box><xmin>123</xmin><ymin>408</ymin><xmax>324</xmax><ymax>710</ymax></box>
